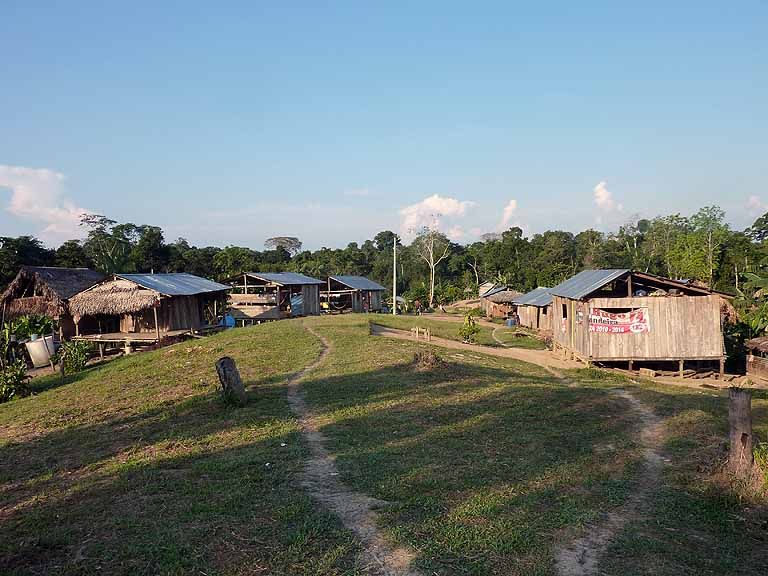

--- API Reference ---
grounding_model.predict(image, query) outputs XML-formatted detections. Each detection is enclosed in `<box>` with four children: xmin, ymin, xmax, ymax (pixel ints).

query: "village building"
<box><xmin>480</xmin><ymin>285</ymin><xmax>521</xmax><ymax>319</ymax></box>
<box><xmin>478</xmin><ymin>281</ymin><xmax>497</xmax><ymax>298</ymax></box>
<box><xmin>745</xmin><ymin>337</ymin><xmax>768</xmax><ymax>382</ymax></box>
<box><xmin>0</xmin><ymin>266</ymin><xmax>105</xmax><ymax>339</ymax></box>
<box><xmin>323</xmin><ymin>276</ymin><xmax>385</xmax><ymax>313</ymax></box>
<box><xmin>226</xmin><ymin>272</ymin><xmax>323</xmax><ymax>323</ymax></box>
<box><xmin>514</xmin><ymin>287</ymin><xmax>553</xmax><ymax>331</ymax></box>
<box><xmin>549</xmin><ymin>269</ymin><xmax>730</xmax><ymax>375</ymax></box>
<box><xmin>68</xmin><ymin>273</ymin><xmax>229</xmax><ymax>350</ymax></box>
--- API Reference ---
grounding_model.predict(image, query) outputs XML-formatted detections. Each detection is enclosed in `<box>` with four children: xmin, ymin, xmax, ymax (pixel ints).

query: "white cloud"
<box><xmin>499</xmin><ymin>199</ymin><xmax>518</xmax><ymax>230</ymax></box>
<box><xmin>447</xmin><ymin>225</ymin><xmax>465</xmax><ymax>241</ymax></box>
<box><xmin>747</xmin><ymin>195</ymin><xmax>767</xmax><ymax>215</ymax></box>
<box><xmin>593</xmin><ymin>181</ymin><xmax>623</xmax><ymax>213</ymax></box>
<box><xmin>0</xmin><ymin>165</ymin><xmax>91</xmax><ymax>242</ymax></box>
<box><xmin>399</xmin><ymin>194</ymin><xmax>475</xmax><ymax>237</ymax></box>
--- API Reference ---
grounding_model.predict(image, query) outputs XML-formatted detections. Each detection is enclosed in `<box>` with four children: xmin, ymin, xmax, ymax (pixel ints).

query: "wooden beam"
<box><xmin>153</xmin><ymin>305</ymin><xmax>161</xmax><ymax>342</ymax></box>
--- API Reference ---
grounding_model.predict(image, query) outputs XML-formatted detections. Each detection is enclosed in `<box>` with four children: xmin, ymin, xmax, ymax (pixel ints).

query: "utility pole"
<box><xmin>392</xmin><ymin>235</ymin><xmax>397</xmax><ymax>315</ymax></box>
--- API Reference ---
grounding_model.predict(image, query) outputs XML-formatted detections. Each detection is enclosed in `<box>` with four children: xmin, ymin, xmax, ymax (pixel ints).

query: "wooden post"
<box><xmin>216</xmin><ymin>356</ymin><xmax>247</xmax><ymax>406</ymax></box>
<box><xmin>719</xmin><ymin>358</ymin><xmax>725</xmax><ymax>378</ymax></box>
<box><xmin>627</xmin><ymin>275</ymin><xmax>633</xmax><ymax>297</ymax></box>
<box><xmin>728</xmin><ymin>387</ymin><xmax>754</xmax><ymax>476</ymax></box>
<box><xmin>153</xmin><ymin>304</ymin><xmax>161</xmax><ymax>343</ymax></box>
<box><xmin>628</xmin><ymin>360</ymin><xmax>633</xmax><ymax>372</ymax></box>
<box><xmin>679</xmin><ymin>359</ymin><xmax>684</xmax><ymax>378</ymax></box>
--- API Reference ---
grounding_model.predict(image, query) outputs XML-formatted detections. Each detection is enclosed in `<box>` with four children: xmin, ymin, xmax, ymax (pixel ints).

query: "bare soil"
<box><xmin>287</xmin><ymin>324</ymin><xmax>422</xmax><ymax>576</ymax></box>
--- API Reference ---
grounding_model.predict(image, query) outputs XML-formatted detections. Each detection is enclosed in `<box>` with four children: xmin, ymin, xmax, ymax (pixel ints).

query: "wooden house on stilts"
<box><xmin>226</xmin><ymin>272</ymin><xmax>323</xmax><ymax>323</ymax></box>
<box><xmin>549</xmin><ymin>269</ymin><xmax>730</xmax><ymax>375</ymax></box>
<box><xmin>68</xmin><ymin>273</ymin><xmax>229</xmax><ymax>350</ymax></box>
<box><xmin>323</xmin><ymin>276</ymin><xmax>385</xmax><ymax>313</ymax></box>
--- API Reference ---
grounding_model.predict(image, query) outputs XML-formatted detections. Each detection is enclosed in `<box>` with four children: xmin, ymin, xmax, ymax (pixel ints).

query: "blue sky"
<box><xmin>1</xmin><ymin>1</ymin><xmax>766</xmax><ymax>249</ymax></box>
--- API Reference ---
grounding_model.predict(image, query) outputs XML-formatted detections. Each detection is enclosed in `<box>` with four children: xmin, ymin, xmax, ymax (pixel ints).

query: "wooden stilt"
<box><xmin>153</xmin><ymin>305</ymin><xmax>161</xmax><ymax>343</ymax></box>
<box><xmin>679</xmin><ymin>359</ymin><xmax>684</xmax><ymax>378</ymax></box>
<box><xmin>719</xmin><ymin>358</ymin><xmax>725</xmax><ymax>378</ymax></box>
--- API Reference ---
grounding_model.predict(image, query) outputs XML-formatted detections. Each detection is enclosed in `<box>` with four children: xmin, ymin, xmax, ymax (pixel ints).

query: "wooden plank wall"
<box><xmin>518</xmin><ymin>305</ymin><xmax>552</xmax><ymax>331</ymax></box>
<box><xmin>552</xmin><ymin>295</ymin><xmax>724</xmax><ymax>360</ymax></box>
<box><xmin>370</xmin><ymin>291</ymin><xmax>383</xmax><ymax>312</ymax></box>
<box><xmin>302</xmin><ymin>285</ymin><xmax>320</xmax><ymax>316</ymax></box>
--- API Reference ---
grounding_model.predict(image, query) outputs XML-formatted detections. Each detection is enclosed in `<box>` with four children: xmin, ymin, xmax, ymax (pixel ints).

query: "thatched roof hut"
<box><xmin>68</xmin><ymin>278</ymin><xmax>159</xmax><ymax>318</ymax></box>
<box><xmin>0</xmin><ymin>266</ymin><xmax>105</xmax><ymax>320</ymax></box>
<box><xmin>69</xmin><ymin>273</ymin><xmax>230</xmax><ymax>340</ymax></box>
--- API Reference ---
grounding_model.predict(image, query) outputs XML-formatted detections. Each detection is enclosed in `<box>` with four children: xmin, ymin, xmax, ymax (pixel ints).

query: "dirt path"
<box><xmin>286</xmin><ymin>324</ymin><xmax>422</xmax><ymax>576</ymax></box>
<box><xmin>553</xmin><ymin>388</ymin><xmax>665</xmax><ymax>576</ymax></box>
<box><xmin>371</xmin><ymin>323</ymin><xmax>578</xmax><ymax>372</ymax></box>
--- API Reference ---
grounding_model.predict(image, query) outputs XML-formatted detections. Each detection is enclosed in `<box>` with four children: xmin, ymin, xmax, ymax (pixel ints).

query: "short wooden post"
<box><xmin>628</xmin><ymin>360</ymin><xmax>633</xmax><ymax>372</ymax></box>
<box><xmin>728</xmin><ymin>387</ymin><xmax>754</xmax><ymax>476</ymax></box>
<box><xmin>215</xmin><ymin>356</ymin><xmax>247</xmax><ymax>406</ymax></box>
<box><xmin>719</xmin><ymin>358</ymin><xmax>725</xmax><ymax>378</ymax></box>
<box><xmin>679</xmin><ymin>359</ymin><xmax>684</xmax><ymax>378</ymax></box>
<box><xmin>98</xmin><ymin>343</ymin><xmax>105</xmax><ymax>361</ymax></box>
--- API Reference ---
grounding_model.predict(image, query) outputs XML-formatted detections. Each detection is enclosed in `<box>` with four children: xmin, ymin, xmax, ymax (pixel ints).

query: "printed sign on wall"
<box><xmin>589</xmin><ymin>308</ymin><xmax>650</xmax><ymax>334</ymax></box>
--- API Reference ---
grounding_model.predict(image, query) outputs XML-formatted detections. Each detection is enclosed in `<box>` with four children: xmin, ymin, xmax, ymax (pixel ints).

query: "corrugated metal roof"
<box><xmin>549</xmin><ymin>269</ymin><xmax>630</xmax><ymax>300</ymax></box>
<box><xmin>480</xmin><ymin>284</ymin><xmax>506</xmax><ymax>298</ymax></box>
<box><xmin>117</xmin><ymin>273</ymin><xmax>229</xmax><ymax>296</ymax></box>
<box><xmin>330</xmin><ymin>275</ymin><xmax>386</xmax><ymax>291</ymax></box>
<box><xmin>244</xmin><ymin>272</ymin><xmax>324</xmax><ymax>286</ymax></box>
<box><xmin>514</xmin><ymin>287</ymin><xmax>553</xmax><ymax>307</ymax></box>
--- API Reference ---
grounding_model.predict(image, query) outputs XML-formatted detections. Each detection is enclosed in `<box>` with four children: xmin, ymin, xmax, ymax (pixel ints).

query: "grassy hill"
<box><xmin>2</xmin><ymin>315</ymin><xmax>767</xmax><ymax>575</ymax></box>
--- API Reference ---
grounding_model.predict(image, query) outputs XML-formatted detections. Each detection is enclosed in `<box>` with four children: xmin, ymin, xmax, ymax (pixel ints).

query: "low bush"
<box><xmin>0</xmin><ymin>360</ymin><xmax>31</xmax><ymax>403</ymax></box>
<box><xmin>458</xmin><ymin>312</ymin><xmax>481</xmax><ymax>343</ymax></box>
<box><xmin>57</xmin><ymin>340</ymin><xmax>91</xmax><ymax>375</ymax></box>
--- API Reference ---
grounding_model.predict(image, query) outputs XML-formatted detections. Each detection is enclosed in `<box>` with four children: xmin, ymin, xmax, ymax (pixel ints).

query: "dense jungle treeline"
<box><xmin>3</xmin><ymin>206</ymin><xmax>768</xmax><ymax>309</ymax></box>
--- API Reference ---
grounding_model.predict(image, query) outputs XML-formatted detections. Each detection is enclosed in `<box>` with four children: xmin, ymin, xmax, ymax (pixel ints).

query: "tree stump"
<box><xmin>215</xmin><ymin>356</ymin><xmax>247</xmax><ymax>406</ymax></box>
<box><xmin>728</xmin><ymin>387</ymin><xmax>754</xmax><ymax>476</ymax></box>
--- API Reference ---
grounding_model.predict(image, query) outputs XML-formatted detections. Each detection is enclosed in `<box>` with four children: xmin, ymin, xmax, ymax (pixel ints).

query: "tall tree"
<box><xmin>411</xmin><ymin>227</ymin><xmax>451</xmax><ymax>307</ymax></box>
<box><xmin>264</xmin><ymin>236</ymin><xmax>302</xmax><ymax>256</ymax></box>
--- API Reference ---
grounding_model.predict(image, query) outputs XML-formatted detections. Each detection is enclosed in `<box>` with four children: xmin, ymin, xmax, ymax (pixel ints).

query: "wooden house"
<box><xmin>68</xmin><ymin>273</ymin><xmax>229</xmax><ymax>348</ymax></box>
<box><xmin>478</xmin><ymin>281</ymin><xmax>497</xmax><ymax>298</ymax></box>
<box><xmin>746</xmin><ymin>337</ymin><xmax>768</xmax><ymax>382</ymax></box>
<box><xmin>549</xmin><ymin>269</ymin><xmax>729</xmax><ymax>374</ymax></box>
<box><xmin>0</xmin><ymin>266</ymin><xmax>105</xmax><ymax>339</ymax></box>
<box><xmin>514</xmin><ymin>287</ymin><xmax>553</xmax><ymax>331</ymax></box>
<box><xmin>226</xmin><ymin>272</ymin><xmax>323</xmax><ymax>323</ymax></box>
<box><xmin>323</xmin><ymin>276</ymin><xmax>385</xmax><ymax>313</ymax></box>
<box><xmin>480</xmin><ymin>286</ymin><xmax>521</xmax><ymax>319</ymax></box>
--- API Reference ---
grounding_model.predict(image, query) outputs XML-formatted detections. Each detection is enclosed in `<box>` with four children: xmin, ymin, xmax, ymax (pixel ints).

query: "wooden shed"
<box><xmin>549</xmin><ymin>269</ymin><xmax>729</xmax><ymax>374</ymax></box>
<box><xmin>480</xmin><ymin>286</ymin><xmax>521</xmax><ymax>319</ymax></box>
<box><xmin>226</xmin><ymin>272</ymin><xmax>323</xmax><ymax>323</ymax></box>
<box><xmin>323</xmin><ymin>276</ymin><xmax>385</xmax><ymax>313</ymax></box>
<box><xmin>746</xmin><ymin>337</ymin><xmax>768</xmax><ymax>382</ymax></box>
<box><xmin>0</xmin><ymin>266</ymin><xmax>105</xmax><ymax>339</ymax></box>
<box><xmin>68</xmin><ymin>273</ymin><xmax>229</xmax><ymax>347</ymax></box>
<box><xmin>513</xmin><ymin>287</ymin><xmax>553</xmax><ymax>331</ymax></box>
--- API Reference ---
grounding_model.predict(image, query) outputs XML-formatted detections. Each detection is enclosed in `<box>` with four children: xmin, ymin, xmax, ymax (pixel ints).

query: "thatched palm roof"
<box><xmin>68</xmin><ymin>279</ymin><xmax>159</xmax><ymax>318</ymax></box>
<box><xmin>486</xmin><ymin>289</ymin><xmax>522</xmax><ymax>304</ymax></box>
<box><xmin>0</xmin><ymin>266</ymin><xmax>105</xmax><ymax>318</ymax></box>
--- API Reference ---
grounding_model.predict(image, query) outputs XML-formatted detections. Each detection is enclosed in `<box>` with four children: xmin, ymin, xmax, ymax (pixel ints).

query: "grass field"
<box><xmin>368</xmin><ymin>313</ymin><xmax>546</xmax><ymax>349</ymax></box>
<box><xmin>2</xmin><ymin>315</ymin><xmax>767</xmax><ymax>575</ymax></box>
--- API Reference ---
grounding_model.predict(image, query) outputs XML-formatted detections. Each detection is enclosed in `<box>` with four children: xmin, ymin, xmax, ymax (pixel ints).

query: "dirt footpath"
<box><xmin>370</xmin><ymin>323</ymin><xmax>578</xmax><ymax>373</ymax></box>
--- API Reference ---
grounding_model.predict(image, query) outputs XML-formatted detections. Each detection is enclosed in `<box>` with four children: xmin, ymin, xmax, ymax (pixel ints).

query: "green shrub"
<box><xmin>12</xmin><ymin>315</ymin><xmax>54</xmax><ymax>340</ymax></box>
<box><xmin>0</xmin><ymin>360</ymin><xmax>31</xmax><ymax>403</ymax></box>
<box><xmin>458</xmin><ymin>312</ymin><xmax>481</xmax><ymax>343</ymax></box>
<box><xmin>57</xmin><ymin>340</ymin><xmax>91</xmax><ymax>375</ymax></box>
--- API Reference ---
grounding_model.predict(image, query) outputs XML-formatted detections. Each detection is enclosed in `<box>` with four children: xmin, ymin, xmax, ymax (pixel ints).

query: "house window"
<box><xmin>562</xmin><ymin>303</ymin><xmax>568</xmax><ymax>319</ymax></box>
